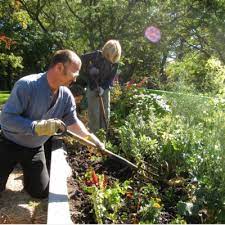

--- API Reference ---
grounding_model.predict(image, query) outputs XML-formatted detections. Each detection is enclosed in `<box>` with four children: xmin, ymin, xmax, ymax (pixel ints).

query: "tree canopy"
<box><xmin>0</xmin><ymin>0</ymin><xmax>224</xmax><ymax>93</ymax></box>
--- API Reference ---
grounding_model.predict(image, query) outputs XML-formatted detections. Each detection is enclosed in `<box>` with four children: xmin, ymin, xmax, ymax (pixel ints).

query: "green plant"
<box><xmin>83</xmin><ymin>169</ymin><xmax>130</xmax><ymax>223</ymax></box>
<box><xmin>166</xmin><ymin>54</ymin><xmax>225</xmax><ymax>95</ymax></box>
<box><xmin>109</xmin><ymin>87</ymin><xmax>225</xmax><ymax>223</ymax></box>
<box><xmin>170</xmin><ymin>214</ymin><xmax>187</xmax><ymax>224</ymax></box>
<box><xmin>0</xmin><ymin>91</ymin><xmax>10</xmax><ymax>105</ymax></box>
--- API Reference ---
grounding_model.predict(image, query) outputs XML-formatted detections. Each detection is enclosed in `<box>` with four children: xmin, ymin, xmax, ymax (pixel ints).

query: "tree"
<box><xmin>0</xmin><ymin>0</ymin><xmax>224</xmax><ymax>93</ymax></box>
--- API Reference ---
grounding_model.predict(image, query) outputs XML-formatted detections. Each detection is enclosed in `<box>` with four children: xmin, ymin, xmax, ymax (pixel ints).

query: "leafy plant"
<box><xmin>109</xmin><ymin>86</ymin><xmax>225</xmax><ymax>223</ymax></box>
<box><xmin>83</xmin><ymin>169</ymin><xmax>130</xmax><ymax>224</ymax></box>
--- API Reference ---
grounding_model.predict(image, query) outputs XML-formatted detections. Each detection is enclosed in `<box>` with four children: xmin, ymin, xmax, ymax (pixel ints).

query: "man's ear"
<box><xmin>56</xmin><ymin>63</ymin><xmax>64</xmax><ymax>73</ymax></box>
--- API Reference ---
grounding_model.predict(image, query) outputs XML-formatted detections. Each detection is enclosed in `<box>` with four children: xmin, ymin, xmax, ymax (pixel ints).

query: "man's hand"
<box><xmin>34</xmin><ymin>119</ymin><xmax>65</xmax><ymax>136</ymax></box>
<box><xmin>98</xmin><ymin>87</ymin><xmax>104</xmax><ymax>96</ymax></box>
<box><xmin>87</xmin><ymin>133</ymin><xmax>105</xmax><ymax>150</ymax></box>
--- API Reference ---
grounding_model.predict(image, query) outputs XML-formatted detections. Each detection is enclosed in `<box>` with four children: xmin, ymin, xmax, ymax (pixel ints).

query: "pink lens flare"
<box><xmin>144</xmin><ymin>26</ymin><xmax>161</xmax><ymax>43</ymax></box>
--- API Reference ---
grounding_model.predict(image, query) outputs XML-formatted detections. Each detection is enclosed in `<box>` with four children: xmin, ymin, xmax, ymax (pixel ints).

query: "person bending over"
<box><xmin>0</xmin><ymin>49</ymin><xmax>104</xmax><ymax>199</ymax></box>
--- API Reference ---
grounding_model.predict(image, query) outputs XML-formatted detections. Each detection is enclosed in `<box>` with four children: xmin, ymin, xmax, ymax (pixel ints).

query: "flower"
<box><xmin>153</xmin><ymin>202</ymin><xmax>161</xmax><ymax>209</ymax></box>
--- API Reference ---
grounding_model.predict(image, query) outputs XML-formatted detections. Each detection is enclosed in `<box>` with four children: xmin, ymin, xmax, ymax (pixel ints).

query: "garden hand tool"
<box><xmin>55</xmin><ymin>122</ymin><xmax>159</xmax><ymax>183</ymax></box>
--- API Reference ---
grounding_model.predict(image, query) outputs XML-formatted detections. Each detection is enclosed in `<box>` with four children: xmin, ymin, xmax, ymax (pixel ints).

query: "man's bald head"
<box><xmin>49</xmin><ymin>49</ymin><xmax>81</xmax><ymax>69</ymax></box>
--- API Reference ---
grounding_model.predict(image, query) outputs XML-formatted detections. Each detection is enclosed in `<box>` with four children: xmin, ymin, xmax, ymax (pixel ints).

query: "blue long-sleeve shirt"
<box><xmin>0</xmin><ymin>72</ymin><xmax>78</xmax><ymax>148</ymax></box>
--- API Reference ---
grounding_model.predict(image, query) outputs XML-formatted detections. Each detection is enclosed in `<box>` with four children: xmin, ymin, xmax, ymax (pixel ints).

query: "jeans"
<box><xmin>0</xmin><ymin>135</ymin><xmax>51</xmax><ymax>199</ymax></box>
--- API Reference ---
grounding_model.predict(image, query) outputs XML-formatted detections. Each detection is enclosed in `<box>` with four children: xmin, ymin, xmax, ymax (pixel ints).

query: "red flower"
<box><xmin>91</xmin><ymin>170</ymin><xmax>99</xmax><ymax>186</ymax></box>
<box><xmin>126</xmin><ymin>79</ymin><xmax>135</xmax><ymax>89</ymax></box>
<box><xmin>136</xmin><ymin>77</ymin><xmax>148</xmax><ymax>88</ymax></box>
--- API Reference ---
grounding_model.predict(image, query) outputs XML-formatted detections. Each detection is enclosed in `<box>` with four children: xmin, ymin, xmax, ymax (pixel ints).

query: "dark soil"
<box><xmin>66</xmin><ymin>140</ymin><xmax>133</xmax><ymax>224</ymax></box>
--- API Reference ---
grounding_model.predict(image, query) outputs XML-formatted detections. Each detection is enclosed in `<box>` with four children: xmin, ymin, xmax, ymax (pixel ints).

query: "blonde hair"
<box><xmin>102</xmin><ymin>40</ymin><xmax>121</xmax><ymax>64</ymax></box>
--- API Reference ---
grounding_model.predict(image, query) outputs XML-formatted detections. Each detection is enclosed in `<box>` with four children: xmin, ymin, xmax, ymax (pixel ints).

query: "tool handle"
<box><xmin>55</xmin><ymin>127</ymin><xmax>157</xmax><ymax>180</ymax></box>
<box><xmin>99</xmin><ymin>95</ymin><xmax>109</xmax><ymax>129</ymax></box>
<box><xmin>66</xmin><ymin>130</ymin><xmax>98</xmax><ymax>148</ymax></box>
<box><xmin>104</xmin><ymin>149</ymin><xmax>138</xmax><ymax>170</ymax></box>
<box><xmin>66</xmin><ymin>130</ymin><xmax>138</xmax><ymax>170</ymax></box>
<box><xmin>54</xmin><ymin>122</ymin><xmax>67</xmax><ymax>136</ymax></box>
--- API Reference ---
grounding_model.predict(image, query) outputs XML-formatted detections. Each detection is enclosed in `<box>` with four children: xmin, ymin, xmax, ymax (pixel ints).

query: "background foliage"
<box><xmin>0</xmin><ymin>0</ymin><xmax>225</xmax><ymax>92</ymax></box>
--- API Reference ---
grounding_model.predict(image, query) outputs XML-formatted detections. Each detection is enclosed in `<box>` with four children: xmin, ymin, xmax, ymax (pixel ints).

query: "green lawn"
<box><xmin>0</xmin><ymin>91</ymin><xmax>10</xmax><ymax>105</ymax></box>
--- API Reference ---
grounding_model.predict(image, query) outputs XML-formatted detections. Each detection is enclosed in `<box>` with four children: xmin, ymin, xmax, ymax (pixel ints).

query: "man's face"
<box><xmin>60</xmin><ymin>61</ymin><xmax>81</xmax><ymax>87</ymax></box>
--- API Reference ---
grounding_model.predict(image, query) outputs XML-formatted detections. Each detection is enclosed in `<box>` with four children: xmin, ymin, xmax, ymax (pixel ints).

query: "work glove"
<box><xmin>34</xmin><ymin>119</ymin><xmax>65</xmax><ymax>136</ymax></box>
<box><xmin>87</xmin><ymin>133</ymin><xmax>105</xmax><ymax>150</ymax></box>
<box><xmin>89</xmin><ymin>66</ymin><xmax>99</xmax><ymax>76</ymax></box>
<box><xmin>98</xmin><ymin>87</ymin><xmax>104</xmax><ymax>96</ymax></box>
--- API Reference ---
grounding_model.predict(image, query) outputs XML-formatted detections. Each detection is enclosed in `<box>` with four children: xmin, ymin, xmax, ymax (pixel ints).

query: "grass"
<box><xmin>0</xmin><ymin>91</ymin><xmax>10</xmax><ymax>105</ymax></box>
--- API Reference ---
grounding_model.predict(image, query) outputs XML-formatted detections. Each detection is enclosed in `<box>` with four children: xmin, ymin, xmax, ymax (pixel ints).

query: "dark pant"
<box><xmin>0</xmin><ymin>135</ymin><xmax>51</xmax><ymax>199</ymax></box>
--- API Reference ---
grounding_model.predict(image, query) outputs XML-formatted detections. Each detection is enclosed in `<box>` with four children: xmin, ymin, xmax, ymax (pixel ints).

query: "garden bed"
<box><xmin>65</xmin><ymin>137</ymin><xmax>177</xmax><ymax>224</ymax></box>
<box><xmin>47</xmin><ymin>88</ymin><xmax>224</xmax><ymax>224</ymax></box>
